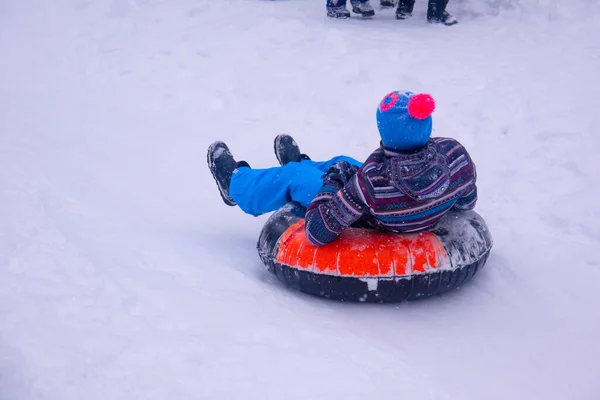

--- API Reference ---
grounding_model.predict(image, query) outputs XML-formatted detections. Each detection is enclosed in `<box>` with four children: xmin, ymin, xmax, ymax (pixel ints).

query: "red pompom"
<box><xmin>408</xmin><ymin>93</ymin><xmax>436</xmax><ymax>120</ymax></box>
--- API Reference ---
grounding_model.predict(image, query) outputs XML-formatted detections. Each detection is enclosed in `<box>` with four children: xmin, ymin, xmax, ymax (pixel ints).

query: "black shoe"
<box><xmin>274</xmin><ymin>134</ymin><xmax>310</xmax><ymax>166</ymax></box>
<box><xmin>207</xmin><ymin>141</ymin><xmax>250</xmax><ymax>206</ymax></box>
<box><xmin>395</xmin><ymin>9</ymin><xmax>411</xmax><ymax>19</ymax></box>
<box><xmin>326</xmin><ymin>6</ymin><xmax>351</xmax><ymax>18</ymax></box>
<box><xmin>395</xmin><ymin>1</ymin><xmax>413</xmax><ymax>19</ymax></box>
<box><xmin>351</xmin><ymin>1</ymin><xmax>375</xmax><ymax>17</ymax></box>
<box><xmin>428</xmin><ymin>10</ymin><xmax>457</xmax><ymax>25</ymax></box>
<box><xmin>380</xmin><ymin>0</ymin><xmax>395</xmax><ymax>7</ymax></box>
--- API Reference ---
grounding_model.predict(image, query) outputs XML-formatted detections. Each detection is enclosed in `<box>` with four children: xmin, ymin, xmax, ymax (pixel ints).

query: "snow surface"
<box><xmin>1</xmin><ymin>0</ymin><xmax>600</xmax><ymax>399</ymax></box>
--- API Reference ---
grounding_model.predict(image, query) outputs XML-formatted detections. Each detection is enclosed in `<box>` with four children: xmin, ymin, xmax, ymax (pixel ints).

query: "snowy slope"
<box><xmin>1</xmin><ymin>0</ymin><xmax>600</xmax><ymax>399</ymax></box>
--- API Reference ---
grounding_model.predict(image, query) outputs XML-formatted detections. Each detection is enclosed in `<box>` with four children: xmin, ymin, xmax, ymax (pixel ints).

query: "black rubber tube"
<box><xmin>257</xmin><ymin>202</ymin><xmax>493</xmax><ymax>303</ymax></box>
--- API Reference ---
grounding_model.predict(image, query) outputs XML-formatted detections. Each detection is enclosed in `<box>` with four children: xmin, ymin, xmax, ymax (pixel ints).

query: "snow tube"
<box><xmin>257</xmin><ymin>202</ymin><xmax>493</xmax><ymax>303</ymax></box>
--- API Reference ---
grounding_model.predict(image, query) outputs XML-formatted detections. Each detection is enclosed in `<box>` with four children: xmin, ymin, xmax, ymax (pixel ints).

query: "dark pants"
<box><xmin>397</xmin><ymin>0</ymin><xmax>449</xmax><ymax>19</ymax></box>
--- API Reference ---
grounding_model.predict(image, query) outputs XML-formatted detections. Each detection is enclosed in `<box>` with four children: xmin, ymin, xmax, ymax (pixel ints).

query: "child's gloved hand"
<box><xmin>323</xmin><ymin>161</ymin><xmax>360</xmax><ymax>187</ymax></box>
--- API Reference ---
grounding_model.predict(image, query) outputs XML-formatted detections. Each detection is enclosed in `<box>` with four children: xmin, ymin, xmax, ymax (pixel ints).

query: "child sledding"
<box><xmin>208</xmin><ymin>90</ymin><xmax>477</xmax><ymax>247</ymax></box>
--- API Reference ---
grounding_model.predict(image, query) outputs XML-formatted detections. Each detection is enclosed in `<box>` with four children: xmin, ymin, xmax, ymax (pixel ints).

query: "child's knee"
<box><xmin>323</xmin><ymin>156</ymin><xmax>362</xmax><ymax>170</ymax></box>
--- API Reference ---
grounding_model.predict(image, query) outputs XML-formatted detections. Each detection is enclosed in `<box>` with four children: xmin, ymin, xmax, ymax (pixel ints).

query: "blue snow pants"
<box><xmin>230</xmin><ymin>156</ymin><xmax>363</xmax><ymax>217</ymax></box>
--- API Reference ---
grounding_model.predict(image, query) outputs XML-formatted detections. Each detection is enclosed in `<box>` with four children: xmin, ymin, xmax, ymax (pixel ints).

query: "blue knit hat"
<box><xmin>376</xmin><ymin>90</ymin><xmax>436</xmax><ymax>151</ymax></box>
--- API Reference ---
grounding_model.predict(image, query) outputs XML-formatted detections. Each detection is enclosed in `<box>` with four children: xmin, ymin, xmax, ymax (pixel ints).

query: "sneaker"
<box><xmin>428</xmin><ymin>10</ymin><xmax>457</xmax><ymax>25</ymax></box>
<box><xmin>207</xmin><ymin>141</ymin><xmax>250</xmax><ymax>206</ymax></box>
<box><xmin>351</xmin><ymin>1</ymin><xmax>375</xmax><ymax>17</ymax></box>
<box><xmin>327</xmin><ymin>6</ymin><xmax>351</xmax><ymax>18</ymax></box>
<box><xmin>274</xmin><ymin>134</ymin><xmax>310</xmax><ymax>166</ymax></box>
<box><xmin>380</xmin><ymin>0</ymin><xmax>395</xmax><ymax>7</ymax></box>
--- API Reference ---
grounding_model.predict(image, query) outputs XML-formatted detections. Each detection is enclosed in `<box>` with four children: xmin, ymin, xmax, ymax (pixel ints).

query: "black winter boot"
<box><xmin>207</xmin><ymin>141</ymin><xmax>250</xmax><ymax>206</ymax></box>
<box><xmin>427</xmin><ymin>0</ymin><xmax>457</xmax><ymax>25</ymax></box>
<box><xmin>395</xmin><ymin>0</ymin><xmax>414</xmax><ymax>19</ymax></box>
<box><xmin>327</xmin><ymin>6</ymin><xmax>351</xmax><ymax>18</ymax></box>
<box><xmin>273</xmin><ymin>134</ymin><xmax>310</xmax><ymax>166</ymax></box>
<box><xmin>429</xmin><ymin>10</ymin><xmax>457</xmax><ymax>25</ymax></box>
<box><xmin>380</xmin><ymin>0</ymin><xmax>396</xmax><ymax>8</ymax></box>
<box><xmin>351</xmin><ymin>0</ymin><xmax>375</xmax><ymax>17</ymax></box>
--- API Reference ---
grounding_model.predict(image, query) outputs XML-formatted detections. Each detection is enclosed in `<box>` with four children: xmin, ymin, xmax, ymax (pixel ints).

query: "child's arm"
<box><xmin>304</xmin><ymin>162</ymin><xmax>365</xmax><ymax>246</ymax></box>
<box><xmin>453</xmin><ymin>183</ymin><xmax>478</xmax><ymax>211</ymax></box>
<box><xmin>452</xmin><ymin>145</ymin><xmax>477</xmax><ymax>211</ymax></box>
<box><xmin>452</xmin><ymin>151</ymin><xmax>478</xmax><ymax>211</ymax></box>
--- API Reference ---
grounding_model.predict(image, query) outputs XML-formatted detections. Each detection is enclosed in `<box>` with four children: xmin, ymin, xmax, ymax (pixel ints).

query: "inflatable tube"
<box><xmin>257</xmin><ymin>202</ymin><xmax>493</xmax><ymax>303</ymax></box>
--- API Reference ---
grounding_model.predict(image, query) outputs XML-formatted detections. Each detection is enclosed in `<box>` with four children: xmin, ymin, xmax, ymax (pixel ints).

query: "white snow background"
<box><xmin>1</xmin><ymin>0</ymin><xmax>599</xmax><ymax>399</ymax></box>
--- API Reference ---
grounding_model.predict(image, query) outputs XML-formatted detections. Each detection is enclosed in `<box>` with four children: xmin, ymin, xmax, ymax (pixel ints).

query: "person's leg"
<box><xmin>326</xmin><ymin>0</ymin><xmax>351</xmax><ymax>18</ymax></box>
<box><xmin>427</xmin><ymin>0</ymin><xmax>456</xmax><ymax>24</ymax></box>
<box><xmin>208</xmin><ymin>140</ymin><xmax>363</xmax><ymax>217</ymax></box>
<box><xmin>300</xmin><ymin>155</ymin><xmax>363</xmax><ymax>172</ymax></box>
<box><xmin>229</xmin><ymin>163</ymin><xmax>325</xmax><ymax>216</ymax></box>
<box><xmin>350</xmin><ymin>0</ymin><xmax>375</xmax><ymax>17</ymax></box>
<box><xmin>396</xmin><ymin>0</ymin><xmax>415</xmax><ymax>16</ymax></box>
<box><xmin>427</xmin><ymin>0</ymin><xmax>444</xmax><ymax>19</ymax></box>
<box><xmin>327</xmin><ymin>0</ymin><xmax>347</xmax><ymax>7</ymax></box>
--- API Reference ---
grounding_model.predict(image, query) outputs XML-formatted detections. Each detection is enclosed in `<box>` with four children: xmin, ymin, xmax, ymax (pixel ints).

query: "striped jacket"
<box><xmin>304</xmin><ymin>137</ymin><xmax>477</xmax><ymax>246</ymax></box>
